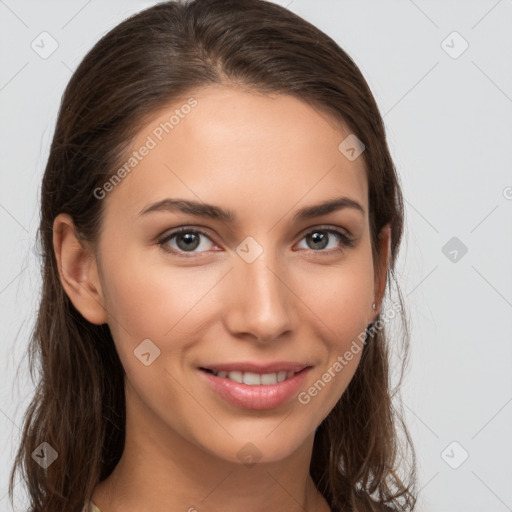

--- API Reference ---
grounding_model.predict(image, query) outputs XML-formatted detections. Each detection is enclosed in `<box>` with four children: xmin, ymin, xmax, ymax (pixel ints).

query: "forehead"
<box><xmin>103</xmin><ymin>85</ymin><xmax>368</xmax><ymax>224</ymax></box>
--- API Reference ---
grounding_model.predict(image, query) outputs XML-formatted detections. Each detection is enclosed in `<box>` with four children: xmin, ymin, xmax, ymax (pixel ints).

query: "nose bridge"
<box><xmin>226</xmin><ymin>239</ymin><xmax>295</xmax><ymax>342</ymax></box>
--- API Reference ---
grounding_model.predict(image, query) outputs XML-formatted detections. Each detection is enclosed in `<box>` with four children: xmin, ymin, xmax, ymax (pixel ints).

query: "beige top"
<box><xmin>84</xmin><ymin>502</ymin><xmax>102</xmax><ymax>512</ymax></box>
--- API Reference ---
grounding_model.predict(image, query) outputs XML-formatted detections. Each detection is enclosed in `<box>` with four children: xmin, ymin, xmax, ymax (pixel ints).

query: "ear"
<box><xmin>52</xmin><ymin>213</ymin><xmax>107</xmax><ymax>325</ymax></box>
<box><xmin>372</xmin><ymin>223</ymin><xmax>392</xmax><ymax>319</ymax></box>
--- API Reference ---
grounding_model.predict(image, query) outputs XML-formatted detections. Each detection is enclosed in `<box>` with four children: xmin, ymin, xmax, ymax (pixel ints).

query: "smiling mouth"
<box><xmin>200</xmin><ymin>367</ymin><xmax>308</xmax><ymax>386</ymax></box>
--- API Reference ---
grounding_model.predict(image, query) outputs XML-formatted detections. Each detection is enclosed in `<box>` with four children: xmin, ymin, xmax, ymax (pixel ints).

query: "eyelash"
<box><xmin>156</xmin><ymin>226</ymin><xmax>355</xmax><ymax>259</ymax></box>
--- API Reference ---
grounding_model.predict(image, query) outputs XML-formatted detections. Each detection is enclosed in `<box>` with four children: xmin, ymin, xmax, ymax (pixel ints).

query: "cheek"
<box><xmin>100</xmin><ymin>236</ymin><xmax>373</xmax><ymax>378</ymax></box>
<box><xmin>99</xmin><ymin>248</ymin><xmax>221</xmax><ymax>359</ymax></box>
<box><xmin>293</xmin><ymin>254</ymin><xmax>373</xmax><ymax>404</ymax></box>
<box><xmin>295</xmin><ymin>254</ymin><xmax>374</xmax><ymax>343</ymax></box>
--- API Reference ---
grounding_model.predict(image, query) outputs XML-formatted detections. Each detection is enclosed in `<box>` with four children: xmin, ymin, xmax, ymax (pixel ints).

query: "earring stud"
<box><xmin>372</xmin><ymin>303</ymin><xmax>376</xmax><ymax>310</ymax></box>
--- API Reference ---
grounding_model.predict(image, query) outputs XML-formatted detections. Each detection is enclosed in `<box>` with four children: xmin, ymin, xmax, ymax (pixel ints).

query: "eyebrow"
<box><xmin>137</xmin><ymin>196</ymin><xmax>365</xmax><ymax>223</ymax></box>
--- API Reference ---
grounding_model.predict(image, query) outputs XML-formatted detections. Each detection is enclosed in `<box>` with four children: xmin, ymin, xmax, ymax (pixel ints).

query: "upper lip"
<box><xmin>200</xmin><ymin>361</ymin><xmax>312</xmax><ymax>374</ymax></box>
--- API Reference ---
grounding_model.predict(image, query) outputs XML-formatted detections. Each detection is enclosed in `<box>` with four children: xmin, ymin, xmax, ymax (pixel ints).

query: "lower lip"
<box><xmin>199</xmin><ymin>368</ymin><xmax>312</xmax><ymax>410</ymax></box>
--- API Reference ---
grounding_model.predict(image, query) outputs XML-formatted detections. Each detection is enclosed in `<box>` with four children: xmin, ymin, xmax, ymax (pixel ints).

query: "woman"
<box><xmin>9</xmin><ymin>0</ymin><xmax>417</xmax><ymax>511</ymax></box>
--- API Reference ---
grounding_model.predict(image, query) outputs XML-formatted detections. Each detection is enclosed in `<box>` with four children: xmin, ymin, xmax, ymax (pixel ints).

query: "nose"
<box><xmin>223</xmin><ymin>249</ymin><xmax>297</xmax><ymax>344</ymax></box>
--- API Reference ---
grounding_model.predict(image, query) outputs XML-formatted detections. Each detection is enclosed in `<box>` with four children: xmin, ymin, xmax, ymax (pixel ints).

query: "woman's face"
<box><xmin>81</xmin><ymin>85</ymin><xmax>388</xmax><ymax>464</ymax></box>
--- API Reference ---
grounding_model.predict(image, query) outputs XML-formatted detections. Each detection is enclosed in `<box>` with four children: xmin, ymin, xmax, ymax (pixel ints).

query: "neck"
<box><xmin>92</xmin><ymin>381</ymin><xmax>330</xmax><ymax>512</ymax></box>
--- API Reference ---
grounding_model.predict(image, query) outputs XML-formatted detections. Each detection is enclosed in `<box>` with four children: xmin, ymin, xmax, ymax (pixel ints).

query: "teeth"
<box><xmin>211</xmin><ymin>369</ymin><xmax>296</xmax><ymax>385</ymax></box>
<box><xmin>277</xmin><ymin>371</ymin><xmax>288</xmax><ymax>383</ymax></box>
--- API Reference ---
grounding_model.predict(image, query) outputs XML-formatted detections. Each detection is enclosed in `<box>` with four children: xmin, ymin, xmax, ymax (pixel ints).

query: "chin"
<box><xmin>196</xmin><ymin>425</ymin><xmax>313</xmax><ymax>466</ymax></box>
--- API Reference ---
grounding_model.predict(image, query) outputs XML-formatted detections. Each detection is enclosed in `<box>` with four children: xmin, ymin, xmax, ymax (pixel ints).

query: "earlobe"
<box><xmin>52</xmin><ymin>213</ymin><xmax>107</xmax><ymax>325</ymax></box>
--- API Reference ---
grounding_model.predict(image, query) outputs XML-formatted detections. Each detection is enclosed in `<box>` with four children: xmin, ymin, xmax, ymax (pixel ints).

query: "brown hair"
<box><xmin>9</xmin><ymin>1</ymin><xmax>417</xmax><ymax>510</ymax></box>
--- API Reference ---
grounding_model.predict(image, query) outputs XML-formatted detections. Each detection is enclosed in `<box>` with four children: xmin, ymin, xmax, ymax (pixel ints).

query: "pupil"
<box><xmin>309</xmin><ymin>232</ymin><xmax>327</xmax><ymax>250</ymax></box>
<box><xmin>177</xmin><ymin>232</ymin><xmax>200</xmax><ymax>251</ymax></box>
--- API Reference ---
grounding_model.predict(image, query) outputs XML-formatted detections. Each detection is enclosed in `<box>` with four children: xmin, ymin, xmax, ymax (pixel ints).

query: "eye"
<box><xmin>296</xmin><ymin>227</ymin><xmax>355</xmax><ymax>255</ymax></box>
<box><xmin>157</xmin><ymin>225</ymin><xmax>355</xmax><ymax>258</ymax></box>
<box><xmin>157</xmin><ymin>227</ymin><xmax>216</xmax><ymax>257</ymax></box>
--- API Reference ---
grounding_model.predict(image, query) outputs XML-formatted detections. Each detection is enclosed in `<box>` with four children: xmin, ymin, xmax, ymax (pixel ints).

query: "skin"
<box><xmin>53</xmin><ymin>84</ymin><xmax>390</xmax><ymax>512</ymax></box>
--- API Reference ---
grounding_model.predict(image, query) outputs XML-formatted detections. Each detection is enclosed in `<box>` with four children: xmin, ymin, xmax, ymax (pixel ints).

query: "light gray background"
<box><xmin>1</xmin><ymin>1</ymin><xmax>511</xmax><ymax>510</ymax></box>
